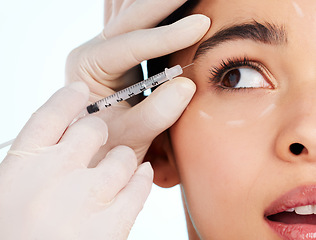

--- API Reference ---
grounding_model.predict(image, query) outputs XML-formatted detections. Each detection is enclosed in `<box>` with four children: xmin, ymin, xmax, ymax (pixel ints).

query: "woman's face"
<box><xmin>169</xmin><ymin>0</ymin><xmax>316</xmax><ymax>239</ymax></box>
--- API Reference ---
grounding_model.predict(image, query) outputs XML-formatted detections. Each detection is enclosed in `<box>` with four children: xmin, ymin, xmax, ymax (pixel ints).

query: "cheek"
<box><xmin>170</xmin><ymin>91</ymin><xmax>279</xmax><ymax>237</ymax></box>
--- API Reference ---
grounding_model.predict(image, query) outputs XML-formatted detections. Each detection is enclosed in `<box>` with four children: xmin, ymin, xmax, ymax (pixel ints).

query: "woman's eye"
<box><xmin>220</xmin><ymin>67</ymin><xmax>271</xmax><ymax>89</ymax></box>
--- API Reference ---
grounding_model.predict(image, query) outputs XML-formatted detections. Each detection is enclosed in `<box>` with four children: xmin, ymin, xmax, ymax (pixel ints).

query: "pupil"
<box><xmin>223</xmin><ymin>69</ymin><xmax>241</xmax><ymax>88</ymax></box>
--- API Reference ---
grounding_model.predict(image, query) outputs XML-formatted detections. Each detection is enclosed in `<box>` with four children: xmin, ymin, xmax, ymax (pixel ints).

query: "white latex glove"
<box><xmin>66</xmin><ymin>0</ymin><xmax>210</xmax><ymax>101</ymax></box>
<box><xmin>66</xmin><ymin>0</ymin><xmax>211</xmax><ymax>166</ymax></box>
<box><xmin>0</xmin><ymin>82</ymin><xmax>153</xmax><ymax>240</ymax></box>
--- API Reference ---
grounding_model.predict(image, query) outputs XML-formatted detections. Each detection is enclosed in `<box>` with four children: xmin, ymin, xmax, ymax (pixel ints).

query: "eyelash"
<box><xmin>209</xmin><ymin>57</ymin><xmax>267</xmax><ymax>91</ymax></box>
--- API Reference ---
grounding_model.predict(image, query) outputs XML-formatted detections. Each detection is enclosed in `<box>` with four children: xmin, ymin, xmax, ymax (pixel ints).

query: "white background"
<box><xmin>0</xmin><ymin>0</ymin><xmax>188</xmax><ymax>239</ymax></box>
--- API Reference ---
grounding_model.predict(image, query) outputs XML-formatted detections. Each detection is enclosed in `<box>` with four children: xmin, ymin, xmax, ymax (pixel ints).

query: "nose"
<box><xmin>275</xmin><ymin>90</ymin><xmax>316</xmax><ymax>163</ymax></box>
<box><xmin>275</xmin><ymin>125</ymin><xmax>316</xmax><ymax>162</ymax></box>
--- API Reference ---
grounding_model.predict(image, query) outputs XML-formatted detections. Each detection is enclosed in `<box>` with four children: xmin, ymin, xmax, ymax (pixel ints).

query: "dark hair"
<box><xmin>147</xmin><ymin>0</ymin><xmax>200</xmax><ymax>76</ymax></box>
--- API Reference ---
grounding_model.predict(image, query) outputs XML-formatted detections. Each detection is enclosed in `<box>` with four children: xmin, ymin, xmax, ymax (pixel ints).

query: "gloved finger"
<box><xmin>104</xmin><ymin>0</ymin><xmax>187</xmax><ymax>37</ymax></box>
<box><xmin>124</xmin><ymin>77</ymin><xmax>196</xmax><ymax>143</ymax></box>
<box><xmin>91</xmin><ymin>14</ymin><xmax>210</xmax><ymax>76</ymax></box>
<box><xmin>79</xmin><ymin>162</ymin><xmax>153</xmax><ymax>240</ymax></box>
<box><xmin>58</xmin><ymin>115</ymin><xmax>108</xmax><ymax>167</ymax></box>
<box><xmin>11</xmin><ymin>82</ymin><xmax>89</xmax><ymax>151</ymax></box>
<box><xmin>89</xmin><ymin>145</ymin><xmax>138</xmax><ymax>203</ymax></box>
<box><xmin>104</xmin><ymin>0</ymin><xmax>134</xmax><ymax>25</ymax></box>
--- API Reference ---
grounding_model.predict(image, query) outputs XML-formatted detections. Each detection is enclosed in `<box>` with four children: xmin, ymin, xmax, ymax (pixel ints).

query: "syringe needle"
<box><xmin>182</xmin><ymin>63</ymin><xmax>194</xmax><ymax>70</ymax></box>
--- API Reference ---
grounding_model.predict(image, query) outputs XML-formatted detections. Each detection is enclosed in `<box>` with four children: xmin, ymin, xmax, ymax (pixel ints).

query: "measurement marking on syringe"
<box><xmin>85</xmin><ymin>64</ymin><xmax>187</xmax><ymax>114</ymax></box>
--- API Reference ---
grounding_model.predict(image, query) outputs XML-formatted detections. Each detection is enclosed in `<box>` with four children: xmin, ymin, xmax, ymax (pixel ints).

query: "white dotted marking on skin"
<box><xmin>226</xmin><ymin>120</ymin><xmax>245</xmax><ymax>127</ymax></box>
<box><xmin>199</xmin><ymin>110</ymin><xmax>213</xmax><ymax>120</ymax></box>
<box><xmin>258</xmin><ymin>104</ymin><xmax>276</xmax><ymax>118</ymax></box>
<box><xmin>292</xmin><ymin>1</ymin><xmax>304</xmax><ymax>18</ymax></box>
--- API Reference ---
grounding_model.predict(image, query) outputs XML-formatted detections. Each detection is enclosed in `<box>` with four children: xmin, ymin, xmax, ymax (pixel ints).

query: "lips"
<box><xmin>265</xmin><ymin>185</ymin><xmax>316</xmax><ymax>239</ymax></box>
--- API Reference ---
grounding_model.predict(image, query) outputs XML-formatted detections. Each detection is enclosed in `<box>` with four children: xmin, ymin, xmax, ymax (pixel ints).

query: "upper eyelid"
<box><xmin>209</xmin><ymin>58</ymin><xmax>262</xmax><ymax>81</ymax></box>
<box><xmin>209</xmin><ymin>58</ymin><xmax>275</xmax><ymax>89</ymax></box>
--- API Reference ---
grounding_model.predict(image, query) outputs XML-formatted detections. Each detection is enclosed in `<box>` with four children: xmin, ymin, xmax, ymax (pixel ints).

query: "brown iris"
<box><xmin>222</xmin><ymin>69</ymin><xmax>241</xmax><ymax>88</ymax></box>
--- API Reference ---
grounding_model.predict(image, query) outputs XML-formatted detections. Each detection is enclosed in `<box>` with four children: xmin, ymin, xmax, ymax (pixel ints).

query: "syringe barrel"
<box><xmin>165</xmin><ymin>65</ymin><xmax>183</xmax><ymax>80</ymax></box>
<box><xmin>86</xmin><ymin>65</ymin><xmax>184</xmax><ymax>114</ymax></box>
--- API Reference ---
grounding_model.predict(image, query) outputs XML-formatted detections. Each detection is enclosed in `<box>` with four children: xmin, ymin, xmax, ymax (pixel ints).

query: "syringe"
<box><xmin>0</xmin><ymin>64</ymin><xmax>192</xmax><ymax>150</ymax></box>
<box><xmin>81</xmin><ymin>64</ymin><xmax>186</xmax><ymax>117</ymax></box>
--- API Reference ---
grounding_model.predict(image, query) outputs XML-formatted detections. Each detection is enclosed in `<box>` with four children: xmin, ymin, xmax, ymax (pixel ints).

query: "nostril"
<box><xmin>289</xmin><ymin>143</ymin><xmax>305</xmax><ymax>155</ymax></box>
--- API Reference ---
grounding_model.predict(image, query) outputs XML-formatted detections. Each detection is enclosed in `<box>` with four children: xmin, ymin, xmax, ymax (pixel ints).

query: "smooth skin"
<box><xmin>164</xmin><ymin>0</ymin><xmax>316</xmax><ymax>239</ymax></box>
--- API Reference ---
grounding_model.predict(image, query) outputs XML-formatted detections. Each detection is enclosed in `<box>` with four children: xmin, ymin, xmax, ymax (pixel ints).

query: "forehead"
<box><xmin>193</xmin><ymin>0</ymin><xmax>310</xmax><ymax>20</ymax></box>
<box><xmin>191</xmin><ymin>0</ymin><xmax>316</xmax><ymax>47</ymax></box>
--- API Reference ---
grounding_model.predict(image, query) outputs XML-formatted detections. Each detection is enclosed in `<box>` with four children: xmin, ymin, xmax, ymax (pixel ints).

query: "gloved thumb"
<box><xmin>123</xmin><ymin>77</ymin><xmax>196</xmax><ymax>143</ymax></box>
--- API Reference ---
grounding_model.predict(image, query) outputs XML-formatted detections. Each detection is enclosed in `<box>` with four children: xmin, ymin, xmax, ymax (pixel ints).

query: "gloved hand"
<box><xmin>0</xmin><ymin>82</ymin><xmax>153</xmax><ymax>240</ymax></box>
<box><xmin>66</xmin><ymin>0</ymin><xmax>210</xmax><ymax>101</ymax></box>
<box><xmin>65</xmin><ymin>0</ymin><xmax>211</xmax><ymax>166</ymax></box>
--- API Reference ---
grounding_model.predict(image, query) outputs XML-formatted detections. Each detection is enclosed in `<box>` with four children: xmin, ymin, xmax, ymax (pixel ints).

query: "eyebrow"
<box><xmin>194</xmin><ymin>21</ymin><xmax>288</xmax><ymax>59</ymax></box>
